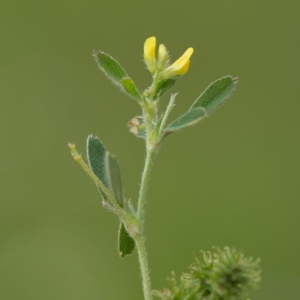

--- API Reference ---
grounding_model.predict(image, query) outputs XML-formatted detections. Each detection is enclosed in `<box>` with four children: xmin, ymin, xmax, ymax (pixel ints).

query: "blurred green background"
<box><xmin>1</xmin><ymin>0</ymin><xmax>299</xmax><ymax>299</ymax></box>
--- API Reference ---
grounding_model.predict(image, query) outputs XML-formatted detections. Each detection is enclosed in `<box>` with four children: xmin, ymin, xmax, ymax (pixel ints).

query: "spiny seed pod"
<box><xmin>153</xmin><ymin>247</ymin><xmax>261</xmax><ymax>300</ymax></box>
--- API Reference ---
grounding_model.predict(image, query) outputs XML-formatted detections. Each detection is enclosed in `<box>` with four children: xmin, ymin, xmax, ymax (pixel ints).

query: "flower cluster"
<box><xmin>143</xmin><ymin>36</ymin><xmax>194</xmax><ymax>79</ymax></box>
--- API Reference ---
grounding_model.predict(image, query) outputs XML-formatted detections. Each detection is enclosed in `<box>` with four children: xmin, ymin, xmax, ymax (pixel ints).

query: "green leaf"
<box><xmin>86</xmin><ymin>135</ymin><xmax>109</xmax><ymax>199</ymax></box>
<box><xmin>118</xmin><ymin>222</ymin><xmax>135</xmax><ymax>258</ymax></box>
<box><xmin>166</xmin><ymin>107</ymin><xmax>206</xmax><ymax>133</ymax></box>
<box><xmin>86</xmin><ymin>136</ymin><xmax>134</xmax><ymax>258</ymax></box>
<box><xmin>155</xmin><ymin>77</ymin><xmax>179</xmax><ymax>99</ymax></box>
<box><xmin>93</xmin><ymin>50</ymin><xmax>127</xmax><ymax>83</ymax></box>
<box><xmin>93</xmin><ymin>51</ymin><xmax>141</xmax><ymax>102</ymax></box>
<box><xmin>105</xmin><ymin>152</ymin><xmax>124</xmax><ymax>207</ymax></box>
<box><xmin>190</xmin><ymin>76</ymin><xmax>237</xmax><ymax>112</ymax></box>
<box><xmin>120</xmin><ymin>77</ymin><xmax>142</xmax><ymax>102</ymax></box>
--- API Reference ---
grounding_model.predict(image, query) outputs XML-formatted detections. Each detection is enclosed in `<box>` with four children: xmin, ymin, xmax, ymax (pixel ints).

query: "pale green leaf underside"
<box><xmin>105</xmin><ymin>152</ymin><xmax>124</xmax><ymax>207</ymax></box>
<box><xmin>118</xmin><ymin>223</ymin><xmax>135</xmax><ymax>258</ymax></box>
<box><xmin>166</xmin><ymin>107</ymin><xmax>206</xmax><ymax>132</ymax></box>
<box><xmin>190</xmin><ymin>76</ymin><xmax>237</xmax><ymax>112</ymax></box>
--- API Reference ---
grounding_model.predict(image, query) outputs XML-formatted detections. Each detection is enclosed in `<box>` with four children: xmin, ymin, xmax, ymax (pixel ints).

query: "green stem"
<box><xmin>135</xmin><ymin>76</ymin><xmax>162</xmax><ymax>300</ymax></box>
<box><xmin>143</xmin><ymin>107</ymin><xmax>153</xmax><ymax>145</ymax></box>
<box><xmin>137</xmin><ymin>148</ymin><xmax>155</xmax><ymax>222</ymax></box>
<box><xmin>158</xmin><ymin>93</ymin><xmax>176</xmax><ymax>138</ymax></box>
<box><xmin>134</xmin><ymin>233</ymin><xmax>152</xmax><ymax>300</ymax></box>
<box><xmin>136</xmin><ymin>120</ymin><xmax>156</xmax><ymax>300</ymax></box>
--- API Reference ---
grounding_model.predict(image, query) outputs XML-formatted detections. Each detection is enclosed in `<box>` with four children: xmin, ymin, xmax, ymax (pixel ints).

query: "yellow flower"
<box><xmin>161</xmin><ymin>47</ymin><xmax>194</xmax><ymax>79</ymax></box>
<box><xmin>144</xmin><ymin>36</ymin><xmax>157</xmax><ymax>74</ymax></box>
<box><xmin>143</xmin><ymin>36</ymin><xmax>194</xmax><ymax>78</ymax></box>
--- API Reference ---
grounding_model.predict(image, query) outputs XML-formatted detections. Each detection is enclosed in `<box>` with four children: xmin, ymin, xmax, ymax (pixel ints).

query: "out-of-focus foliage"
<box><xmin>153</xmin><ymin>247</ymin><xmax>260</xmax><ymax>300</ymax></box>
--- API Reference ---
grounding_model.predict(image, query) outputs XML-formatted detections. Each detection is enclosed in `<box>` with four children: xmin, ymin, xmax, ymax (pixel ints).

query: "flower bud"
<box><xmin>143</xmin><ymin>36</ymin><xmax>157</xmax><ymax>74</ymax></box>
<box><xmin>157</xmin><ymin>44</ymin><xmax>169</xmax><ymax>71</ymax></box>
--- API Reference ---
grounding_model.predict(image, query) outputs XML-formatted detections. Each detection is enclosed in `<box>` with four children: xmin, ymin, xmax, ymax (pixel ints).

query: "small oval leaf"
<box><xmin>121</xmin><ymin>77</ymin><xmax>142</xmax><ymax>102</ymax></box>
<box><xmin>86</xmin><ymin>135</ymin><xmax>109</xmax><ymax>198</ymax></box>
<box><xmin>93</xmin><ymin>50</ymin><xmax>127</xmax><ymax>83</ymax></box>
<box><xmin>155</xmin><ymin>77</ymin><xmax>179</xmax><ymax>99</ymax></box>
<box><xmin>105</xmin><ymin>153</ymin><xmax>124</xmax><ymax>207</ymax></box>
<box><xmin>166</xmin><ymin>107</ymin><xmax>206</xmax><ymax>133</ymax></box>
<box><xmin>118</xmin><ymin>222</ymin><xmax>135</xmax><ymax>258</ymax></box>
<box><xmin>190</xmin><ymin>76</ymin><xmax>237</xmax><ymax>112</ymax></box>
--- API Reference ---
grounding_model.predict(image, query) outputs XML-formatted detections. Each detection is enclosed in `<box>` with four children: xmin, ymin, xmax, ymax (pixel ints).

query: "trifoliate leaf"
<box><xmin>190</xmin><ymin>76</ymin><xmax>237</xmax><ymax>112</ymax></box>
<box><xmin>87</xmin><ymin>136</ymin><xmax>124</xmax><ymax>206</ymax></box>
<box><xmin>87</xmin><ymin>135</ymin><xmax>134</xmax><ymax>258</ymax></box>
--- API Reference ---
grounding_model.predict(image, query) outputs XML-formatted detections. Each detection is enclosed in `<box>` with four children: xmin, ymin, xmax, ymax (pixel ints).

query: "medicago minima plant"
<box><xmin>69</xmin><ymin>36</ymin><xmax>261</xmax><ymax>300</ymax></box>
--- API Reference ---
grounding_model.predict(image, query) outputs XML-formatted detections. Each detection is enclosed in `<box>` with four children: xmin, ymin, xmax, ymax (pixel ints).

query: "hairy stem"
<box><xmin>135</xmin><ymin>233</ymin><xmax>152</xmax><ymax>300</ymax></box>
<box><xmin>136</xmin><ymin>120</ymin><xmax>156</xmax><ymax>300</ymax></box>
<box><xmin>137</xmin><ymin>148</ymin><xmax>155</xmax><ymax>222</ymax></box>
<box><xmin>136</xmin><ymin>79</ymin><xmax>162</xmax><ymax>300</ymax></box>
<box><xmin>158</xmin><ymin>93</ymin><xmax>176</xmax><ymax>137</ymax></box>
